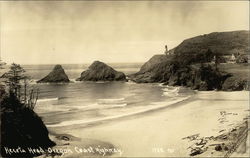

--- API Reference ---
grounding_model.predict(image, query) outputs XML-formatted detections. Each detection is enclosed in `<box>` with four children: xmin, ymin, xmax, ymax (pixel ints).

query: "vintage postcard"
<box><xmin>0</xmin><ymin>0</ymin><xmax>249</xmax><ymax>157</ymax></box>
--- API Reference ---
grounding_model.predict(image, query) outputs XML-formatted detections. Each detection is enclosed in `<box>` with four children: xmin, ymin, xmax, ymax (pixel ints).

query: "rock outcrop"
<box><xmin>37</xmin><ymin>65</ymin><xmax>70</xmax><ymax>83</ymax></box>
<box><xmin>129</xmin><ymin>55</ymin><xmax>172</xmax><ymax>83</ymax></box>
<box><xmin>129</xmin><ymin>30</ymin><xmax>249</xmax><ymax>91</ymax></box>
<box><xmin>130</xmin><ymin>59</ymin><xmax>234</xmax><ymax>91</ymax></box>
<box><xmin>222</xmin><ymin>76</ymin><xmax>247</xmax><ymax>91</ymax></box>
<box><xmin>76</xmin><ymin>61</ymin><xmax>126</xmax><ymax>81</ymax></box>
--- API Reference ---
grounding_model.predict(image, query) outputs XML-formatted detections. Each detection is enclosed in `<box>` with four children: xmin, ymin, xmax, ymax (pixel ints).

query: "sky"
<box><xmin>0</xmin><ymin>1</ymin><xmax>249</xmax><ymax>64</ymax></box>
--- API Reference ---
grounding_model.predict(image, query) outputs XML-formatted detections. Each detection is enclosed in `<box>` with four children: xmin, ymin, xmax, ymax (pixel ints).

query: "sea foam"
<box><xmin>47</xmin><ymin>96</ymin><xmax>190</xmax><ymax>128</ymax></box>
<box><xmin>37</xmin><ymin>98</ymin><xmax>58</xmax><ymax>102</ymax></box>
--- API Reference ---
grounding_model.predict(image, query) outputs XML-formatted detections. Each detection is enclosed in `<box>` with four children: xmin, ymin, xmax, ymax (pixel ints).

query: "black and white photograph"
<box><xmin>0</xmin><ymin>0</ymin><xmax>249</xmax><ymax>157</ymax></box>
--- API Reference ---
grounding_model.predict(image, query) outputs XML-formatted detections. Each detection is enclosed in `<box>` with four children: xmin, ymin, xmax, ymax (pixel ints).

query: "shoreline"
<box><xmin>47</xmin><ymin>94</ymin><xmax>192</xmax><ymax>128</ymax></box>
<box><xmin>43</xmin><ymin>90</ymin><xmax>249</xmax><ymax>157</ymax></box>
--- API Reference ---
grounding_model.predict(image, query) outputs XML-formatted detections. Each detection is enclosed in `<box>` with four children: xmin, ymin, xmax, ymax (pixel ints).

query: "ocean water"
<box><xmin>22</xmin><ymin>63</ymin><xmax>142</xmax><ymax>80</ymax></box>
<box><xmin>21</xmin><ymin>64</ymin><xmax>194</xmax><ymax>128</ymax></box>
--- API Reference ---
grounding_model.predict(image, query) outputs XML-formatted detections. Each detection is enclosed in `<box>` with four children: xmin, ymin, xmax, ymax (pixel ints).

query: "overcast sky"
<box><xmin>0</xmin><ymin>1</ymin><xmax>249</xmax><ymax>64</ymax></box>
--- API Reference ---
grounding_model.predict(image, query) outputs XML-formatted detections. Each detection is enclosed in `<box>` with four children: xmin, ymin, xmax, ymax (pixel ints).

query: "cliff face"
<box><xmin>76</xmin><ymin>61</ymin><xmax>127</xmax><ymax>81</ymax></box>
<box><xmin>37</xmin><ymin>65</ymin><xmax>70</xmax><ymax>83</ymax></box>
<box><xmin>0</xmin><ymin>92</ymin><xmax>55</xmax><ymax>157</ymax></box>
<box><xmin>130</xmin><ymin>30</ymin><xmax>249</xmax><ymax>91</ymax></box>
<box><xmin>129</xmin><ymin>55</ymin><xmax>172</xmax><ymax>83</ymax></box>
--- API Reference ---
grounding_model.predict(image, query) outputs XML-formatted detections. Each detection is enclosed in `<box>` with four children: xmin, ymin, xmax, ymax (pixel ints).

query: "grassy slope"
<box><xmin>173</xmin><ymin>30</ymin><xmax>249</xmax><ymax>56</ymax></box>
<box><xmin>218</xmin><ymin>63</ymin><xmax>249</xmax><ymax>80</ymax></box>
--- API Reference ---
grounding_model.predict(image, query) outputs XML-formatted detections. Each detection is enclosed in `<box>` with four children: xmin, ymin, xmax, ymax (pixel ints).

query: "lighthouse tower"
<box><xmin>164</xmin><ymin>45</ymin><xmax>168</xmax><ymax>55</ymax></box>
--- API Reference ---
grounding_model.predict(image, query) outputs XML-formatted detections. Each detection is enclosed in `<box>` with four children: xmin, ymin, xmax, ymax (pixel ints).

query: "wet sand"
<box><xmin>46</xmin><ymin>91</ymin><xmax>249</xmax><ymax>157</ymax></box>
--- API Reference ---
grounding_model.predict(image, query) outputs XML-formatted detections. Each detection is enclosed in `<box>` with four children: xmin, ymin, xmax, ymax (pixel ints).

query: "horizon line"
<box><xmin>3</xmin><ymin>61</ymin><xmax>146</xmax><ymax>66</ymax></box>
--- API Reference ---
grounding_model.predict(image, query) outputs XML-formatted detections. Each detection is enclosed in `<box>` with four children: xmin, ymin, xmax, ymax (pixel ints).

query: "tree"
<box><xmin>3</xmin><ymin>63</ymin><xmax>38</xmax><ymax>109</ymax></box>
<box><xmin>214</xmin><ymin>54</ymin><xmax>226</xmax><ymax>71</ymax></box>
<box><xmin>236</xmin><ymin>54</ymin><xmax>248</xmax><ymax>63</ymax></box>
<box><xmin>213</xmin><ymin>55</ymin><xmax>219</xmax><ymax>70</ymax></box>
<box><xmin>4</xmin><ymin>63</ymin><xmax>26</xmax><ymax>98</ymax></box>
<box><xmin>196</xmin><ymin>49</ymin><xmax>214</xmax><ymax>66</ymax></box>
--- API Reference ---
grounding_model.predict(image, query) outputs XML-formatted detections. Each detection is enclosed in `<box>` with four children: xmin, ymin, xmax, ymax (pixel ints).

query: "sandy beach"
<box><xmin>1</xmin><ymin>2</ymin><xmax>249</xmax><ymax>158</ymax></box>
<box><xmin>44</xmin><ymin>91</ymin><xmax>249</xmax><ymax>157</ymax></box>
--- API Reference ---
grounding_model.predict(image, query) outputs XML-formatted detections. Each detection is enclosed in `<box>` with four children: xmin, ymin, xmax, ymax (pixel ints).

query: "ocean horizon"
<box><xmin>22</xmin><ymin>63</ymin><xmax>144</xmax><ymax>80</ymax></box>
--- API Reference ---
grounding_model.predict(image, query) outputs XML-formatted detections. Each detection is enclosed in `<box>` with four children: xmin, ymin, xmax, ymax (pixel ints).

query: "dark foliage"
<box><xmin>222</xmin><ymin>76</ymin><xmax>247</xmax><ymax>91</ymax></box>
<box><xmin>191</xmin><ymin>65</ymin><xmax>230</xmax><ymax>90</ymax></box>
<box><xmin>236</xmin><ymin>54</ymin><xmax>248</xmax><ymax>63</ymax></box>
<box><xmin>0</xmin><ymin>93</ymin><xmax>56</xmax><ymax>158</ymax></box>
<box><xmin>3</xmin><ymin>63</ymin><xmax>26</xmax><ymax>98</ymax></box>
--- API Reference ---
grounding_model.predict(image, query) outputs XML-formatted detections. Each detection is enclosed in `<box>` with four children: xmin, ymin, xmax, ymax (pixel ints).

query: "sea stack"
<box><xmin>37</xmin><ymin>65</ymin><xmax>70</xmax><ymax>83</ymax></box>
<box><xmin>76</xmin><ymin>61</ymin><xmax>126</xmax><ymax>81</ymax></box>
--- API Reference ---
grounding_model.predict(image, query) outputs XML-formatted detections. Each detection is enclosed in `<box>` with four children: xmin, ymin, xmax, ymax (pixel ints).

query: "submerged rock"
<box><xmin>76</xmin><ymin>61</ymin><xmax>126</xmax><ymax>81</ymax></box>
<box><xmin>37</xmin><ymin>65</ymin><xmax>70</xmax><ymax>83</ymax></box>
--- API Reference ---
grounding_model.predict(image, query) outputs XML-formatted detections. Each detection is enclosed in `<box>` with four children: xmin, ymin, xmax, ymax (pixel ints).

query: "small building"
<box><xmin>211</xmin><ymin>56</ymin><xmax>216</xmax><ymax>64</ymax></box>
<box><xmin>228</xmin><ymin>54</ymin><xmax>236</xmax><ymax>63</ymax></box>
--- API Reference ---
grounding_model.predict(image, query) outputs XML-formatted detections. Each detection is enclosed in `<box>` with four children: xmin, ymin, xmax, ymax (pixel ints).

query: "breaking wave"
<box><xmin>47</xmin><ymin>96</ymin><xmax>190</xmax><ymax>128</ymax></box>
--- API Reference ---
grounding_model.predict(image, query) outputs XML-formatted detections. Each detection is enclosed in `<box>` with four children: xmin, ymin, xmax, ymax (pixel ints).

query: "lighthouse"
<box><xmin>164</xmin><ymin>45</ymin><xmax>168</xmax><ymax>55</ymax></box>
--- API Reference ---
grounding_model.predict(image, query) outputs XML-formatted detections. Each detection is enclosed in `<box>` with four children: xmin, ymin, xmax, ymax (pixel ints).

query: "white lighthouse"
<box><xmin>164</xmin><ymin>45</ymin><xmax>169</xmax><ymax>55</ymax></box>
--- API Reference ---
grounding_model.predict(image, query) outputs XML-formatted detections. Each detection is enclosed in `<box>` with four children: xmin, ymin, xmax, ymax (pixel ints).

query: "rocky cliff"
<box><xmin>129</xmin><ymin>55</ymin><xmax>172</xmax><ymax>83</ymax></box>
<box><xmin>130</xmin><ymin>30</ymin><xmax>249</xmax><ymax>91</ymax></box>
<box><xmin>76</xmin><ymin>61</ymin><xmax>127</xmax><ymax>81</ymax></box>
<box><xmin>0</xmin><ymin>91</ymin><xmax>55</xmax><ymax>157</ymax></box>
<box><xmin>37</xmin><ymin>65</ymin><xmax>70</xmax><ymax>83</ymax></box>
